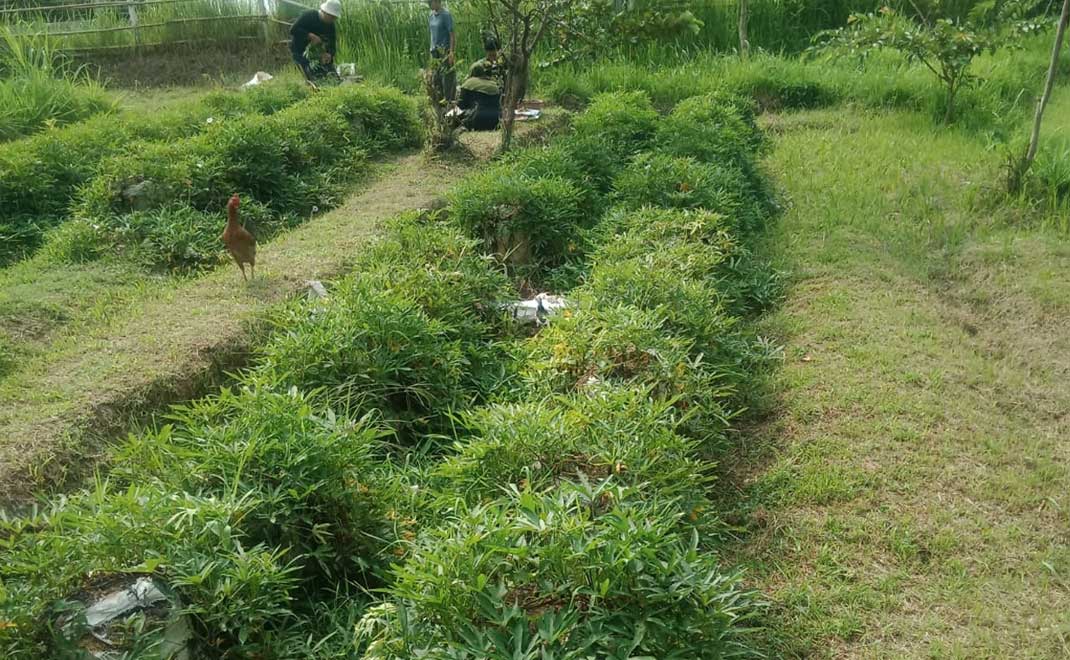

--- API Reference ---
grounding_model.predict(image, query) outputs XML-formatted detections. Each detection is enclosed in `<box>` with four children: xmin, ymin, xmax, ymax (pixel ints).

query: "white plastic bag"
<box><xmin>242</xmin><ymin>71</ymin><xmax>274</xmax><ymax>88</ymax></box>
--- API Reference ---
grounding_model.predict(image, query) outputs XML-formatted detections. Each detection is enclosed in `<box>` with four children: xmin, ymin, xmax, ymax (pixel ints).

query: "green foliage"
<box><xmin>0</xmin><ymin>64</ymin><xmax>784</xmax><ymax>658</ymax></box>
<box><xmin>657</xmin><ymin>93</ymin><xmax>763</xmax><ymax>171</ymax></box>
<box><xmin>257</xmin><ymin>216</ymin><xmax>512</xmax><ymax>441</ymax></box>
<box><xmin>357</xmin><ymin>484</ymin><xmax>759</xmax><ymax>659</ymax></box>
<box><xmin>571</xmin><ymin>91</ymin><xmax>659</xmax><ymax>163</ymax></box>
<box><xmin>814</xmin><ymin>5</ymin><xmax>1046</xmax><ymax>122</ymax></box>
<box><xmin>593</xmin><ymin>206</ymin><xmax>780</xmax><ymax>317</ymax></box>
<box><xmin>0</xmin><ymin>487</ymin><xmax>300</xmax><ymax>657</ymax></box>
<box><xmin>543</xmin><ymin>0</ymin><xmax>704</xmax><ymax>66</ymax></box>
<box><xmin>67</xmin><ymin>85</ymin><xmax>419</xmax><ymax>271</ymax></box>
<box><xmin>0</xmin><ymin>27</ymin><xmax>113</xmax><ymax>142</ymax></box>
<box><xmin>0</xmin><ymin>82</ymin><xmax>314</xmax><ymax>265</ymax></box>
<box><xmin>520</xmin><ymin>301</ymin><xmax>736</xmax><ymax>444</ymax></box>
<box><xmin>436</xmin><ymin>388</ymin><xmax>711</xmax><ymax>515</ymax></box>
<box><xmin>448</xmin><ymin>164</ymin><xmax>587</xmax><ymax>273</ymax></box>
<box><xmin>102</xmin><ymin>199</ymin><xmax>295</xmax><ymax>272</ymax></box>
<box><xmin>115</xmin><ymin>384</ymin><xmax>395</xmax><ymax>584</ymax></box>
<box><xmin>612</xmin><ymin>152</ymin><xmax>764</xmax><ymax>232</ymax></box>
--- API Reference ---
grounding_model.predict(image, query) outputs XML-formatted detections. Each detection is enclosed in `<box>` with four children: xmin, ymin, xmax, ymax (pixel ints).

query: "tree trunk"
<box><xmin>944</xmin><ymin>81</ymin><xmax>957</xmax><ymax>124</ymax></box>
<box><xmin>499</xmin><ymin>52</ymin><xmax>528</xmax><ymax>154</ymax></box>
<box><xmin>1014</xmin><ymin>0</ymin><xmax>1070</xmax><ymax>191</ymax></box>
<box><xmin>738</xmin><ymin>0</ymin><xmax>750</xmax><ymax>59</ymax></box>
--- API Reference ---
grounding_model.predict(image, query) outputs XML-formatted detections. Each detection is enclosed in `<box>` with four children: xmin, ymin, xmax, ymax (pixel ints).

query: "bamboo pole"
<box><xmin>63</xmin><ymin>35</ymin><xmax>271</xmax><ymax>51</ymax></box>
<box><xmin>21</xmin><ymin>14</ymin><xmax>265</xmax><ymax>38</ymax></box>
<box><xmin>738</xmin><ymin>0</ymin><xmax>749</xmax><ymax>58</ymax></box>
<box><xmin>0</xmin><ymin>0</ymin><xmax>193</xmax><ymax>15</ymax></box>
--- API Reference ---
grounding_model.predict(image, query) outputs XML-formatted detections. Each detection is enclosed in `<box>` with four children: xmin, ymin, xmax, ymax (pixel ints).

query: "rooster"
<box><xmin>222</xmin><ymin>194</ymin><xmax>256</xmax><ymax>281</ymax></box>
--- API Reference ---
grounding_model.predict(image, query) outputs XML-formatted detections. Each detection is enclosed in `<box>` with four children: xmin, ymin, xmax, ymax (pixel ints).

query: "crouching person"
<box><xmin>458</xmin><ymin>40</ymin><xmax>503</xmax><ymax>131</ymax></box>
<box><xmin>291</xmin><ymin>0</ymin><xmax>341</xmax><ymax>84</ymax></box>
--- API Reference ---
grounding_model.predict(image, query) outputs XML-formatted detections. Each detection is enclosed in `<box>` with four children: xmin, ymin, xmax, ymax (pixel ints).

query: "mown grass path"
<box><xmin>0</xmin><ymin>148</ymin><xmax>479</xmax><ymax>504</ymax></box>
<box><xmin>730</xmin><ymin>107</ymin><xmax>1070</xmax><ymax>658</ymax></box>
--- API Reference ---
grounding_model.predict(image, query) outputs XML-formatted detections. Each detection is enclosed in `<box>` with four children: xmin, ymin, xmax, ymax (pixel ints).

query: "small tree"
<box><xmin>481</xmin><ymin>0</ymin><xmax>702</xmax><ymax>153</ymax></box>
<box><xmin>814</xmin><ymin>3</ymin><xmax>1044</xmax><ymax>123</ymax></box>
<box><xmin>1009</xmin><ymin>0</ymin><xmax>1070</xmax><ymax>191</ymax></box>
<box><xmin>423</xmin><ymin>58</ymin><xmax>458</xmax><ymax>152</ymax></box>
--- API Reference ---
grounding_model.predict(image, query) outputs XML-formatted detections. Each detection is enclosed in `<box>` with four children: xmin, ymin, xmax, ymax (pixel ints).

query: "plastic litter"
<box><xmin>306</xmin><ymin>280</ymin><xmax>329</xmax><ymax>300</ymax></box>
<box><xmin>57</xmin><ymin>576</ymin><xmax>192</xmax><ymax>660</ymax></box>
<box><xmin>503</xmin><ymin>293</ymin><xmax>568</xmax><ymax>325</ymax></box>
<box><xmin>242</xmin><ymin>71</ymin><xmax>273</xmax><ymax>88</ymax></box>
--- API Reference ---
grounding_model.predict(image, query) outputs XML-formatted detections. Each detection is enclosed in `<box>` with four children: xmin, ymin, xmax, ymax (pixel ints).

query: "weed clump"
<box><xmin>356</xmin><ymin>484</ymin><xmax>757</xmax><ymax>659</ymax></box>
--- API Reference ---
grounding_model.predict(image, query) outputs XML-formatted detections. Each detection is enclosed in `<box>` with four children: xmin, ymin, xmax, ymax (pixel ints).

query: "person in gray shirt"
<box><xmin>428</xmin><ymin>0</ymin><xmax>456</xmax><ymax>102</ymax></box>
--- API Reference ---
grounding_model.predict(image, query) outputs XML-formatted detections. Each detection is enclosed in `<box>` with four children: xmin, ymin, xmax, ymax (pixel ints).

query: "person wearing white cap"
<box><xmin>290</xmin><ymin>0</ymin><xmax>341</xmax><ymax>82</ymax></box>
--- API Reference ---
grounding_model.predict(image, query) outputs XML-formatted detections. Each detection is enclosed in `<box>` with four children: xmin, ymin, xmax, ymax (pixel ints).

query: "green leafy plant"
<box><xmin>357</xmin><ymin>484</ymin><xmax>760</xmax><ymax>659</ymax></box>
<box><xmin>612</xmin><ymin>152</ymin><xmax>762</xmax><ymax>231</ymax></box>
<box><xmin>520</xmin><ymin>301</ymin><xmax>737</xmax><ymax>445</ymax></box>
<box><xmin>814</xmin><ymin>4</ymin><xmax>1046</xmax><ymax>122</ymax></box>
<box><xmin>436</xmin><ymin>387</ymin><xmax>712</xmax><ymax>517</ymax></box>
<box><xmin>448</xmin><ymin>164</ymin><xmax>587</xmax><ymax>274</ymax></box>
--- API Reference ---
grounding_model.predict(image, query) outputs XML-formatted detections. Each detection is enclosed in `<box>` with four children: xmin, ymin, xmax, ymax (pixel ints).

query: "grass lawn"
<box><xmin>728</xmin><ymin>101</ymin><xmax>1070</xmax><ymax>658</ymax></box>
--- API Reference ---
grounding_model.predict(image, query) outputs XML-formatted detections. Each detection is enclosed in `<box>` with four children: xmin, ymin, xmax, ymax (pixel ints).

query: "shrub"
<box><xmin>448</xmin><ymin>165</ymin><xmax>587</xmax><ymax>272</ymax></box>
<box><xmin>0</xmin><ymin>84</ymin><xmax>317</xmax><ymax>264</ymax></box>
<box><xmin>0</xmin><ymin>486</ymin><xmax>300</xmax><ymax>657</ymax></box>
<box><xmin>521</xmin><ymin>301</ymin><xmax>736</xmax><ymax>445</ymax></box>
<box><xmin>202</xmin><ymin>81</ymin><xmax>311</xmax><ymax>117</ymax></box>
<box><xmin>571</xmin><ymin>90</ymin><xmax>659</xmax><ymax>161</ymax></box>
<box><xmin>658</xmin><ymin>93</ymin><xmax>762</xmax><ymax>166</ymax></box>
<box><xmin>0</xmin><ymin>70</ymin><xmax>113</xmax><ymax>143</ymax></box>
<box><xmin>585</xmin><ymin>246</ymin><xmax>739</xmax><ymax>343</ymax></box>
<box><xmin>612</xmin><ymin>152</ymin><xmax>765</xmax><ymax>233</ymax></box>
<box><xmin>114</xmin><ymin>384</ymin><xmax>395</xmax><ymax>584</ymax></box>
<box><xmin>357</xmin><ymin>484</ymin><xmax>759</xmax><ymax>659</ymax></box>
<box><xmin>436</xmin><ymin>387</ymin><xmax>710</xmax><ymax>515</ymax></box>
<box><xmin>354</xmin><ymin>213</ymin><xmax>514</xmax><ymax>342</ymax></box>
<box><xmin>254</xmin><ymin>213</ymin><xmax>514</xmax><ymax>441</ymax></box>
<box><xmin>78</xmin><ymin>85</ymin><xmax>417</xmax><ymax>220</ymax></box>
<box><xmin>257</xmin><ymin>281</ymin><xmax>469</xmax><ymax>439</ymax></box>
<box><xmin>503</xmin><ymin>143</ymin><xmax>604</xmax><ymax>216</ymax></box>
<box><xmin>39</xmin><ymin>197</ymin><xmax>295</xmax><ymax>272</ymax></box>
<box><xmin>593</xmin><ymin>207</ymin><xmax>779</xmax><ymax>318</ymax></box>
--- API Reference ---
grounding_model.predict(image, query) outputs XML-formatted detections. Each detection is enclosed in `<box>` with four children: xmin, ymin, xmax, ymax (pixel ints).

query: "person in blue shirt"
<box><xmin>428</xmin><ymin>0</ymin><xmax>456</xmax><ymax>102</ymax></box>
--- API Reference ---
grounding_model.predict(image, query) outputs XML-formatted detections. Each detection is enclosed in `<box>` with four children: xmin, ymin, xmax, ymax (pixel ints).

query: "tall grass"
<box><xmin>331</xmin><ymin>0</ymin><xmax>1005</xmax><ymax>91</ymax></box>
<box><xmin>0</xmin><ymin>25</ymin><xmax>112</xmax><ymax>141</ymax></box>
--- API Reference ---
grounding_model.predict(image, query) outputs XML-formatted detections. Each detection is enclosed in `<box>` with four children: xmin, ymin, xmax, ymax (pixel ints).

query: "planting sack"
<box><xmin>356</xmin><ymin>484</ymin><xmax>758</xmax><ymax>659</ymax></box>
<box><xmin>242</xmin><ymin>71</ymin><xmax>274</xmax><ymax>88</ymax></box>
<box><xmin>501</xmin><ymin>293</ymin><xmax>569</xmax><ymax>325</ymax></box>
<box><xmin>53</xmin><ymin>575</ymin><xmax>192</xmax><ymax>660</ymax></box>
<box><xmin>0</xmin><ymin>488</ymin><xmax>300</xmax><ymax>657</ymax></box>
